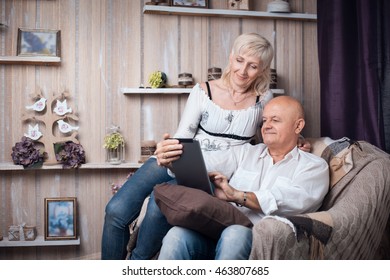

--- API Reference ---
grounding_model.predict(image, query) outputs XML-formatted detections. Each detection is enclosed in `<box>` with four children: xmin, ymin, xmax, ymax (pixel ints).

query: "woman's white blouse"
<box><xmin>173</xmin><ymin>83</ymin><xmax>272</xmax><ymax>174</ymax></box>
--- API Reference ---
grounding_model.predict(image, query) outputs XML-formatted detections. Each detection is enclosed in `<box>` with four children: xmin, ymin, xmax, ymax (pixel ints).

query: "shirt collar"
<box><xmin>260</xmin><ymin>146</ymin><xmax>300</xmax><ymax>162</ymax></box>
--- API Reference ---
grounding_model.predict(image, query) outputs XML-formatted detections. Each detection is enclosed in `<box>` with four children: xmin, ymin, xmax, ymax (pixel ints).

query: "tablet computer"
<box><xmin>170</xmin><ymin>138</ymin><xmax>214</xmax><ymax>195</ymax></box>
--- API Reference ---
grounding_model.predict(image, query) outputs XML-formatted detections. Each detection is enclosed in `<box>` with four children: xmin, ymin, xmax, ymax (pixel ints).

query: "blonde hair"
<box><xmin>221</xmin><ymin>33</ymin><xmax>274</xmax><ymax>96</ymax></box>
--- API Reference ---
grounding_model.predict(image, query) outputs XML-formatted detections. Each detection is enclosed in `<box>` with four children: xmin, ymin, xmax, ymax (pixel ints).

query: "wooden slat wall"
<box><xmin>0</xmin><ymin>0</ymin><xmax>319</xmax><ymax>259</ymax></box>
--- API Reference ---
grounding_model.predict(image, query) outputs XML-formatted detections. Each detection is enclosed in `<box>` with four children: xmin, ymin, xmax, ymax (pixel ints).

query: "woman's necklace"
<box><xmin>229</xmin><ymin>90</ymin><xmax>250</xmax><ymax>106</ymax></box>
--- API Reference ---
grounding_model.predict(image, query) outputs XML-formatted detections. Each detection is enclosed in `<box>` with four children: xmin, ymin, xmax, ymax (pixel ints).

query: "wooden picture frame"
<box><xmin>172</xmin><ymin>0</ymin><xmax>208</xmax><ymax>8</ymax></box>
<box><xmin>44</xmin><ymin>197</ymin><xmax>77</xmax><ymax>240</ymax></box>
<box><xmin>17</xmin><ymin>28</ymin><xmax>61</xmax><ymax>57</ymax></box>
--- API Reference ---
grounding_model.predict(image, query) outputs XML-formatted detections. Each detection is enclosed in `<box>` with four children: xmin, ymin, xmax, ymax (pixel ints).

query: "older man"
<box><xmin>158</xmin><ymin>96</ymin><xmax>330</xmax><ymax>260</ymax></box>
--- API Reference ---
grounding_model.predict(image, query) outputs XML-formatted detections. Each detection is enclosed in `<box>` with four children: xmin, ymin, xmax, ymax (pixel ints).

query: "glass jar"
<box><xmin>104</xmin><ymin>125</ymin><xmax>125</xmax><ymax>165</ymax></box>
<box><xmin>106</xmin><ymin>146</ymin><xmax>124</xmax><ymax>165</ymax></box>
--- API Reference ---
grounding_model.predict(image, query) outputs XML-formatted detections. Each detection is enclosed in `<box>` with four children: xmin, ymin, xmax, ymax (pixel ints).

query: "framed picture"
<box><xmin>172</xmin><ymin>0</ymin><xmax>208</xmax><ymax>8</ymax></box>
<box><xmin>44</xmin><ymin>197</ymin><xmax>77</xmax><ymax>240</ymax></box>
<box><xmin>17</xmin><ymin>28</ymin><xmax>61</xmax><ymax>57</ymax></box>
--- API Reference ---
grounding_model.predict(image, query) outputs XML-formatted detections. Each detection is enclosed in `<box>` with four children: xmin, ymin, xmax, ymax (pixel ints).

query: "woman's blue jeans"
<box><xmin>129</xmin><ymin>190</ymin><xmax>174</xmax><ymax>260</ymax></box>
<box><xmin>101</xmin><ymin>157</ymin><xmax>172</xmax><ymax>260</ymax></box>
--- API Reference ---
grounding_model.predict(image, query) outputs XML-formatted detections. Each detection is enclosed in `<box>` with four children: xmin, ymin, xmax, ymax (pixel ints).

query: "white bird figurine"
<box><xmin>57</xmin><ymin>120</ymin><xmax>79</xmax><ymax>133</ymax></box>
<box><xmin>24</xmin><ymin>124</ymin><xmax>43</xmax><ymax>140</ymax></box>
<box><xmin>25</xmin><ymin>97</ymin><xmax>47</xmax><ymax>112</ymax></box>
<box><xmin>53</xmin><ymin>99</ymin><xmax>72</xmax><ymax>116</ymax></box>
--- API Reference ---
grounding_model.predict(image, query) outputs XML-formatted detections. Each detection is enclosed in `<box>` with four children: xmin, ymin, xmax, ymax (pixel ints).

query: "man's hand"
<box><xmin>209</xmin><ymin>171</ymin><xmax>238</xmax><ymax>201</ymax></box>
<box><xmin>209</xmin><ymin>171</ymin><xmax>261</xmax><ymax>211</ymax></box>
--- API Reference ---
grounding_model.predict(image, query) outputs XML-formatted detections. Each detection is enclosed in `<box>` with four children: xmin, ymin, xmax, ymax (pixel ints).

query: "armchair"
<box><xmin>249</xmin><ymin>138</ymin><xmax>390</xmax><ymax>260</ymax></box>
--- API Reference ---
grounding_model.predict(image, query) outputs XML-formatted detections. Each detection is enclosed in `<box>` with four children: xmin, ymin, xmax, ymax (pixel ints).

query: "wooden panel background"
<box><xmin>0</xmin><ymin>0</ymin><xmax>319</xmax><ymax>259</ymax></box>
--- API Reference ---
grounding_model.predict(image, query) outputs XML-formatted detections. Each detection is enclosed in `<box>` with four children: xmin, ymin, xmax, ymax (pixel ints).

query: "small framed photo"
<box><xmin>44</xmin><ymin>197</ymin><xmax>77</xmax><ymax>240</ymax></box>
<box><xmin>172</xmin><ymin>0</ymin><xmax>208</xmax><ymax>8</ymax></box>
<box><xmin>17</xmin><ymin>28</ymin><xmax>61</xmax><ymax>57</ymax></box>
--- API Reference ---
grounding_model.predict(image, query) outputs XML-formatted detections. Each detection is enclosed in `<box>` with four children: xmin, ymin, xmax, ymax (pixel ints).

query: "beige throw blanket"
<box><xmin>275</xmin><ymin>138</ymin><xmax>363</xmax><ymax>259</ymax></box>
<box><xmin>286</xmin><ymin>212</ymin><xmax>333</xmax><ymax>259</ymax></box>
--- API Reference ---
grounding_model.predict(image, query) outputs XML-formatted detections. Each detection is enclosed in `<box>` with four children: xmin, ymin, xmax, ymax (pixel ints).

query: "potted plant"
<box><xmin>103</xmin><ymin>125</ymin><xmax>125</xmax><ymax>165</ymax></box>
<box><xmin>11</xmin><ymin>137</ymin><xmax>46</xmax><ymax>169</ymax></box>
<box><xmin>148</xmin><ymin>71</ymin><xmax>167</xmax><ymax>88</ymax></box>
<box><xmin>55</xmin><ymin>141</ymin><xmax>86</xmax><ymax>169</ymax></box>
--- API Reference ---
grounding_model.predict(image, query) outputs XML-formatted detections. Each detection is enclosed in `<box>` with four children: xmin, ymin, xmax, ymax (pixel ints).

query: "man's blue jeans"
<box><xmin>158</xmin><ymin>225</ymin><xmax>253</xmax><ymax>260</ymax></box>
<box><xmin>101</xmin><ymin>157</ymin><xmax>172</xmax><ymax>260</ymax></box>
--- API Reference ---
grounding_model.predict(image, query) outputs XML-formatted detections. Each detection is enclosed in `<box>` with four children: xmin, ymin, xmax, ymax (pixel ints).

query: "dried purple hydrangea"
<box><xmin>11</xmin><ymin>136</ymin><xmax>45</xmax><ymax>168</ymax></box>
<box><xmin>55</xmin><ymin>141</ymin><xmax>86</xmax><ymax>169</ymax></box>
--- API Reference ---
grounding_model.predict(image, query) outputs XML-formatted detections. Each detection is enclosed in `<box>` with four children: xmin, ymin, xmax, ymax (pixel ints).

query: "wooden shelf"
<box><xmin>73</xmin><ymin>162</ymin><xmax>142</xmax><ymax>169</ymax></box>
<box><xmin>0</xmin><ymin>56</ymin><xmax>61</xmax><ymax>66</ymax></box>
<box><xmin>143</xmin><ymin>5</ymin><xmax>317</xmax><ymax>22</ymax></box>
<box><xmin>0</xmin><ymin>162</ymin><xmax>142</xmax><ymax>171</ymax></box>
<box><xmin>0</xmin><ymin>236</ymin><xmax>80</xmax><ymax>247</ymax></box>
<box><xmin>271</xmin><ymin>89</ymin><xmax>285</xmax><ymax>96</ymax></box>
<box><xmin>121</xmin><ymin>87</ymin><xmax>192</xmax><ymax>95</ymax></box>
<box><xmin>122</xmin><ymin>87</ymin><xmax>284</xmax><ymax>95</ymax></box>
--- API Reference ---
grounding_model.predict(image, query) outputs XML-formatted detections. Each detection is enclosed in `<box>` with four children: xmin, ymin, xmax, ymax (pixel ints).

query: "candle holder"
<box><xmin>139</xmin><ymin>140</ymin><xmax>157</xmax><ymax>163</ymax></box>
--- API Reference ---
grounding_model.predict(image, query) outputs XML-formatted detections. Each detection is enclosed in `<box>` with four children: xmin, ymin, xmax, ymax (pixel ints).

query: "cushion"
<box><xmin>307</xmin><ymin>137</ymin><xmax>357</xmax><ymax>187</ymax></box>
<box><xmin>154</xmin><ymin>183</ymin><xmax>253</xmax><ymax>240</ymax></box>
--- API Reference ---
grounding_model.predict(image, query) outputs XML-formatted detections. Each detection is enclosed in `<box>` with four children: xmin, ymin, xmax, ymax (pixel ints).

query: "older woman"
<box><xmin>102</xmin><ymin>33</ymin><xmax>276</xmax><ymax>260</ymax></box>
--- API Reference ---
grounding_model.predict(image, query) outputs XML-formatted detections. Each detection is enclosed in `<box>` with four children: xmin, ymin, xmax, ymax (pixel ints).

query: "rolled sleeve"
<box><xmin>256</xmin><ymin>189</ymin><xmax>278</xmax><ymax>215</ymax></box>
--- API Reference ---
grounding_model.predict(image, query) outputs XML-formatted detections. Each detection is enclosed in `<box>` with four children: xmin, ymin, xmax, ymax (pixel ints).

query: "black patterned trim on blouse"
<box><xmin>198</xmin><ymin>124</ymin><xmax>255</xmax><ymax>141</ymax></box>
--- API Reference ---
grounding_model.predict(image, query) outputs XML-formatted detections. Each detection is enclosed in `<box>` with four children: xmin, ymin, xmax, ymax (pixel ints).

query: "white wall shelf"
<box><xmin>122</xmin><ymin>87</ymin><xmax>284</xmax><ymax>95</ymax></box>
<box><xmin>0</xmin><ymin>56</ymin><xmax>61</xmax><ymax>66</ymax></box>
<box><xmin>0</xmin><ymin>236</ymin><xmax>80</xmax><ymax>247</ymax></box>
<box><xmin>143</xmin><ymin>5</ymin><xmax>317</xmax><ymax>22</ymax></box>
<box><xmin>121</xmin><ymin>87</ymin><xmax>192</xmax><ymax>95</ymax></box>
<box><xmin>0</xmin><ymin>162</ymin><xmax>142</xmax><ymax>171</ymax></box>
<box><xmin>271</xmin><ymin>89</ymin><xmax>285</xmax><ymax>96</ymax></box>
